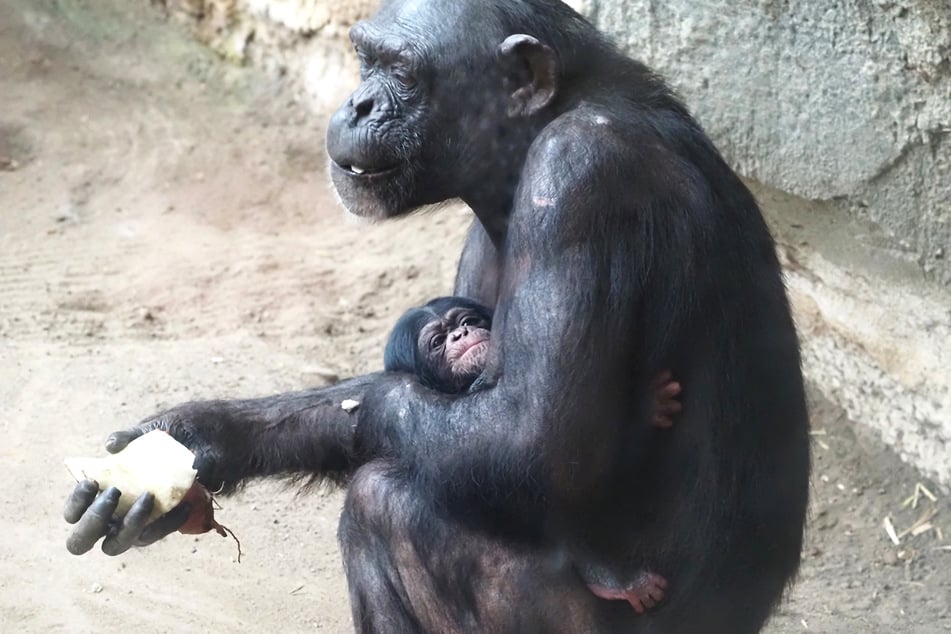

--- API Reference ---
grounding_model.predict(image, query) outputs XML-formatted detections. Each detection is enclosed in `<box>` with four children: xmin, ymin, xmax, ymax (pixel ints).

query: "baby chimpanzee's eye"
<box><xmin>430</xmin><ymin>333</ymin><xmax>446</xmax><ymax>350</ymax></box>
<box><xmin>460</xmin><ymin>315</ymin><xmax>479</xmax><ymax>327</ymax></box>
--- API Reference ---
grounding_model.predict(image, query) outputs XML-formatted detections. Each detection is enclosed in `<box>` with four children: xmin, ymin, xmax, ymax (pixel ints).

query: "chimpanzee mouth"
<box><xmin>335</xmin><ymin>162</ymin><xmax>400</xmax><ymax>178</ymax></box>
<box><xmin>459</xmin><ymin>340</ymin><xmax>489</xmax><ymax>362</ymax></box>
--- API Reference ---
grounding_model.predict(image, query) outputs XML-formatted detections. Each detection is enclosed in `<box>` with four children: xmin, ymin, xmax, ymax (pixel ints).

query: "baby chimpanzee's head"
<box><xmin>384</xmin><ymin>296</ymin><xmax>492</xmax><ymax>393</ymax></box>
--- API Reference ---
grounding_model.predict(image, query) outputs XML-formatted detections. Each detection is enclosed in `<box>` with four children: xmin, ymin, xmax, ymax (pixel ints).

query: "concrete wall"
<box><xmin>581</xmin><ymin>0</ymin><xmax>950</xmax><ymax>286</ymax></box>
<box><xmin>161</xmin><ymin>0</ymin><xmax>951</xmax><ymax>488</ymax></box>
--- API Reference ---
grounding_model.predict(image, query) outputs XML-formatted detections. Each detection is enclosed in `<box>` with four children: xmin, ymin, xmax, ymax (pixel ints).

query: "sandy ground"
<box><xmin>1</xmin><ymin>2</ymin><xmax>948</xmax><ymax>632</ymax></box>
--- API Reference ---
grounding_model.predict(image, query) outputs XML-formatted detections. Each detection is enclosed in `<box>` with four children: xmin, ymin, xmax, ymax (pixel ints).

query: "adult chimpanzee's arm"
<box><xmin>64</xmin><ymin>374</ymin><xmax>379</xmax><ymax>555</ymax></box>
<box><xmin>356</xmin><ymin>118</ymin><xmax>678</xmax><ymax>518</ymax></box>
<box><xmin>112</xmin><ymin>374</ymin><xmax>383</xmax><ymax>491</ymax></box>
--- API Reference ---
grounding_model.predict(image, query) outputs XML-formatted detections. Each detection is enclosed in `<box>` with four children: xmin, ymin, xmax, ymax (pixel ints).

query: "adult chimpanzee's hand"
<box><xmin>104</xmin><ymin>408</ymin><xmax>231</xmax><ymax>493</ymax></box>
<box><xmin>63</xmin><ymin>382</ymin><xmax>369</xmax><ymax>556</ymax></box>
<box><xmin>63</xmin><ymin>406</ymin><xmax>228</xmax><ymax>556</ymax></box>
<box><xmin>64</xmin><ymin>480</ymin><xmax>191</xmax><ymax>555</ymax></box>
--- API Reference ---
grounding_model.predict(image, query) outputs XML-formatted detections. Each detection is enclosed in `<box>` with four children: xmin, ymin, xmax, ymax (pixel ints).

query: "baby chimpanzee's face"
<box><xmin>417</xmin><ymin>306</ymin><xmax>491</xmax><ymax>393</ymax></box>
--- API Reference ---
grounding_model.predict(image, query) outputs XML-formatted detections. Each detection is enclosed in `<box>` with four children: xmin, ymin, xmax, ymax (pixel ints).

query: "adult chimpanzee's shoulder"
<box><xmin>525</xmin><ymin>104</ymin><xmax>711</xmax><ymax>211</ymax></box>
<box><xmin>531</xmin><ymin>105</ymin><xmax>636</xmax><ymax>162</ymax></box>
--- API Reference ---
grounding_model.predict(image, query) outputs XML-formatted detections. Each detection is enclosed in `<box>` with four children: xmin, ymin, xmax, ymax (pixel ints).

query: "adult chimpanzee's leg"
<box><xmin>339</xmin><ymin>462</ymin><xmax>619</xmax><ymax>634</ymax></box>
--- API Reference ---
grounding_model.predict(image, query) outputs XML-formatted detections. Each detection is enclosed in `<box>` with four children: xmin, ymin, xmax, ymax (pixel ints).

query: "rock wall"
<box><xmin>581</xmin><ymin>0</ymin><xmax>950</xmax><ymax>487</ymax></box>
<box><xmin>162</xmin><ymin>0</ymin><xmax>367</xmax><ymax>110</ymax></box>
<box><xmin>159</xmin><ymin>0</ymin><xmax>951</xmax><ymax>487</ymax></box>
<box><xmin>583</xmin><ymin>0</ymin><xmax>950</xmax><ymax>286</ymax></box>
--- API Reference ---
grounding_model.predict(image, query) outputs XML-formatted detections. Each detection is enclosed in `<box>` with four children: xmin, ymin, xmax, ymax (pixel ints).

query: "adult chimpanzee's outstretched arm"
<box><xmin>64</xmin><ymin>374</ymin><xmax>378</xmax><ymax>555</ymax></box>
<box><xmin>112</xmin><ymin>375</ymin><xmax>381</xmax><ymax>490</ymax></box>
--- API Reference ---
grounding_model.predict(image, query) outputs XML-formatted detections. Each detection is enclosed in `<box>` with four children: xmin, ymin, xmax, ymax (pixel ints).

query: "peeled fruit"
<box><xmin>64</xmin><ymin>430</ymin><xmax>198</xmax><ymax>523</ymax></box>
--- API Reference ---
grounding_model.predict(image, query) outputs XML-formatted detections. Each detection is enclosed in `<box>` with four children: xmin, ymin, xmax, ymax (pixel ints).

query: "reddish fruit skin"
<box><xmin>177</xmin><ymin>482</ymin><xmax>220</xmax><ymax>535</ymax></box>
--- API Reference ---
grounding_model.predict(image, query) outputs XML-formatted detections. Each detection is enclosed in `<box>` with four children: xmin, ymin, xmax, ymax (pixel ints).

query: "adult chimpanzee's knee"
<box><xmin>340</xmin><ymin>462</ymin><xmax>617</xmax><ymax>634</ymax></box>
<box><xmin>338</xmin><ymin>462</ymin><xmax>425</xmax><ymax>634</ymax></box>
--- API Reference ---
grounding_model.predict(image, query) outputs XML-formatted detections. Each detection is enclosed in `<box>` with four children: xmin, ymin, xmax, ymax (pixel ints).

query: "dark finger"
<box><xmin>102</xmin><ymin>492</ymin><xmax>154</xmax><ymax>556</ymax></box>
<box><xmin>64</xmin><ymin>480</ymin><xmax>100</xmax><ymax>524</ymax></box>
<box><xmin>649</xmin><ymin>370</ymin><xmax>672</xmax><ymax>389</ymax></box>
<box><xmin>66</xmin><ymin>487</ymin><xmax>121</xmax><ymax>555</ymax></box>
<box><xmin>660</xmin><ymin>381</ymin><xmax>682</xmax><ymax>398</ymax></box>
<box><xmin>136</xmin><ymin>502</ymin><xmax>191</xmax><ymax>546</ymax></box>
<box><xmin>659</xmin><ymin>400</ymin><xmax>683</xmax><ymax>415</ymax></box>
<box><xmin>652</xmin><ymin>415</ymin><xmax>674</xmax><ymax>429</ymax></box>
<box><xmin>105</xmin><ymin>428</ymin><xmax>145</xmax><ymax>454</ymax></box>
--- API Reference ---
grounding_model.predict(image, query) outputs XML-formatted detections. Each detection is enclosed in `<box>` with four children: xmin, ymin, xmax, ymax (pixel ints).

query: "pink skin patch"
<box><xmin>587</xmin><ymin>571</ymin><xmax>668</xmax><ymax>614</ymax></box>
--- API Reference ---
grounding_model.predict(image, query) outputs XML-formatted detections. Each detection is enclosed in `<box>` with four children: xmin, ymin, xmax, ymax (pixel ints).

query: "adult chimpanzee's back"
<box><xmin>63</xmin><ymin>1</ymin><xmax>810</xmax><ymax>632</ymax></box>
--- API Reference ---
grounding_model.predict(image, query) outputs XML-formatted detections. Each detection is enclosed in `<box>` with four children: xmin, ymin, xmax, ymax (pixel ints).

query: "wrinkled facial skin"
<box><xmin>325</xmin><ymin>18</ymin><xmax>425</xmax><ymax>219</ymax></box>
<box><xmin>418</xmin><ymin>307</ymin><xmax>491</xmax><ymax>394</ymax></box>
<box><xmin>325</xmin><ymin>1</ymin><xmax>503</xmax><ymax>220</ymax></box>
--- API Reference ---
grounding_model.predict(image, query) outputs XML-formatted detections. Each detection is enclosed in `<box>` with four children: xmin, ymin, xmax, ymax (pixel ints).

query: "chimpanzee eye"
<box><xmin>391</xmin><ymin>66</ymin><xmax>416</xmax><ymax>88</ymax></box>
<box><xmin>430</xmin><ymin>333</ymin><xmax>446</xmax><ymax>350</ymax></box>
<box><xmin>460</xmin><ymin>315</ymin><xmax>479</xmax><ymax>327</ymax></box>
<box><xmin>356</xmin><ymin>49</ymin><xmax>376</xmax><ymax>69</ymax></box>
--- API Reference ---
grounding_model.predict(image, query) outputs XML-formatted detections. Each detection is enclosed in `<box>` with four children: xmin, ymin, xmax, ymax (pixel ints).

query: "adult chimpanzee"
<box><xmin>63</xmin><ymin>0</ymin><xmax>811</xmax><ymax>632</ymax></box>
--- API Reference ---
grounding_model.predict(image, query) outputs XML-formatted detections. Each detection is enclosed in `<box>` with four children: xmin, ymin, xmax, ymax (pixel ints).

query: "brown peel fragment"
<box><xmin>177</xmin><ymin>481</ymin><xmax>242</xmax><ymax>562</ymax></box>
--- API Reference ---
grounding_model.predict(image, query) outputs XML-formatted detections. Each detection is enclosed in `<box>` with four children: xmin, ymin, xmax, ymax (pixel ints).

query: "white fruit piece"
<box><xmin>64</xmin><ymin>430</ymin><xmax>198</xmax><ymax>521</ymax></box>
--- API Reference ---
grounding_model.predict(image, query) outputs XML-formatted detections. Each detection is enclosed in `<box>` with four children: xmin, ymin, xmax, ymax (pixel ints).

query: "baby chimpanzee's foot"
<box><xmin>588</xmin><ymin>571</ymin><xmax>669</xmax><ymax>614</ymax></box>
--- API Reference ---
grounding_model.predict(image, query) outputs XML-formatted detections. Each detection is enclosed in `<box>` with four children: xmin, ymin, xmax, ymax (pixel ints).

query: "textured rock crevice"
<box><xmin>763</xmin><ymin>185</ymin><xmax>950</xmax><ymax>488</ymax></box>
<box><xmin>159</xmin><ymin>0</ymin><xmax>364</xmax><ymax>110</ymax></box>
<box><xmin>590</xmin><ymin>0</ymin><xmax>950</xmax><ymax>286</ymax></box>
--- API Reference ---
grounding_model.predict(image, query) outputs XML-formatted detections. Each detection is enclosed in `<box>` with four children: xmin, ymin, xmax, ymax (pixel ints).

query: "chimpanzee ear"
<box><xmin>498</xmin><ymin>34</ymin><xmax>559</xmax><ymax>117</ymax></box>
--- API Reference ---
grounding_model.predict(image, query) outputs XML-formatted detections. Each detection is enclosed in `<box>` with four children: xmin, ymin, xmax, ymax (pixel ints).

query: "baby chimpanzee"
<box><xmin>384</xmin><ymin>296</ymin><xmax>681</xmax><ymax>613</ymax></box>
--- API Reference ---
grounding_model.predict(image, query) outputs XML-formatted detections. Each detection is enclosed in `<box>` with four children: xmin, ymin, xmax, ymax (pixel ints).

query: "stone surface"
<box><xmin>758</xmin><ymin>184</ymin><xmax>951</xmax><ymax>489</ymax></box>
<box><xmin>163</xmin><ymin>0</ymin><xmax>364</xmax><ymax>110</ymax></box>
<box><xmin>588</xmin><ymin>0</ymin><xmax>950</xmax><ymax>285</ymax></box>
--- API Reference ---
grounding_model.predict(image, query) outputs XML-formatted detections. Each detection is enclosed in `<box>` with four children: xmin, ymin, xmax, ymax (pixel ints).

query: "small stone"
<box><xmin>883</xmin><ymin>551</ymin><xmax>899</xmax><ymax>566</ymax></box>
<box><xmin>90</xmin><ymin>583</ymin><xmax>103</xmax><ymax>593</ymax></box>
<box><xmin>341</xmin><ymin>399</ymin><xmax>360</xmax><ymax>413</ymax></box>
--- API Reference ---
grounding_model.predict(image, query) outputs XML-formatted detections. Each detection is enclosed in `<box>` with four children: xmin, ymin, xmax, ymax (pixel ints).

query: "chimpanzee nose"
<box><xmin>354</xmin><ymin>96</ymin><xmax>374</xmax><ymax>120</ymax></box>
<box><xmin>451</xmin><ymin>327</ymin><xmax>468</xmax><ymax>341</ymax></box>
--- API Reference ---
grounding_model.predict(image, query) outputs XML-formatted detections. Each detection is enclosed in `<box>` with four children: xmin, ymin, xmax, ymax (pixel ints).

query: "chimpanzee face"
<box><xmin>417</xmin><ymin>306</ymin><xmax>491</xmax><ymax>393</ymax></box>
<box><xmin>325</xmin><ymin>0</ymin><xmax>513</xmax><ymax>220</ymax></box>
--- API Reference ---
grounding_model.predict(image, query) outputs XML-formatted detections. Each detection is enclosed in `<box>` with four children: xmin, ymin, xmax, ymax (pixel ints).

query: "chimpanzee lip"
<box><xmin>333</xmin><ymin>161</ymin><xmax>400</xmax><ymax>178</ymax></box>
<box><xmin>459</xmin><ymin>339</ymin><xmax>489</xmax><ymax>361</ymax></box>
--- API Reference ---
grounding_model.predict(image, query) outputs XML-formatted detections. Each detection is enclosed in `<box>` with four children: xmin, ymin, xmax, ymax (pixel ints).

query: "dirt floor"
<box><xmin>1</xmin><ymin>2</ymin><xmax>948</xmax><ymax>632</ymax></box>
